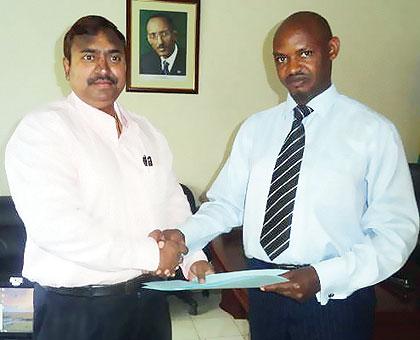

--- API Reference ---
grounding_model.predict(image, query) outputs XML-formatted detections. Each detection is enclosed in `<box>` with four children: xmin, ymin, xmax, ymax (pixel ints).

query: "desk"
<box><xmin>210</xmin><ymin>228</ymin><xmax>420</xmax><ymax>339</ymax></box>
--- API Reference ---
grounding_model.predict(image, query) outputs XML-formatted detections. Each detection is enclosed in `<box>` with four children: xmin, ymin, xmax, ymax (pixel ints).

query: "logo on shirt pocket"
<box><xmin>142</xmin><ymin>155</ymin><xmax>153</xmax><ymax>167</ymax></box>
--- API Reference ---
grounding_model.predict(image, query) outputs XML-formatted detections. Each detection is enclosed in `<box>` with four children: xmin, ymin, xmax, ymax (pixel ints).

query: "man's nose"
<box><xmin>287</xmin><ymin>57</ymin><xmax>301</xmax><ymax>75</ymax></box>
<box><xmin>96</xmin><ymin>56</ymin><xmax>110</xmax><ymax>73</ymax></box>
<box><xmin>156</xmin><ymin>34</ymin><xmax>163</xmax><ymax>45</ymax></box>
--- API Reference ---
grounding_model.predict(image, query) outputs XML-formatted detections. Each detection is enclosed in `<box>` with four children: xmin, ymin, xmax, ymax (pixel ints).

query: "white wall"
<box><xmin>1</xmin><ymin>0</ymin><xmax>419</xmax><ymax>197</ymax></box>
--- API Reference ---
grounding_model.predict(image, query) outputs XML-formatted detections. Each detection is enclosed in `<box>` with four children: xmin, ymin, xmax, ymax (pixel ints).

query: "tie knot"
<box><xmin>293</xmin><ymin>105</ymin><xmax>313</xmax><ymax>122</ymax></box>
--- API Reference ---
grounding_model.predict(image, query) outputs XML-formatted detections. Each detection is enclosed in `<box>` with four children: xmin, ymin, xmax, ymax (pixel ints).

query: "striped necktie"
<box><xmin>260</xmin><ymin>105</ymin><xmax>313</xmax><ymax>260</ymax></box>
<box><xmin>162</xmin><ymin>60</ymin><xmax>170</xmax><ymax>75</ymax></box>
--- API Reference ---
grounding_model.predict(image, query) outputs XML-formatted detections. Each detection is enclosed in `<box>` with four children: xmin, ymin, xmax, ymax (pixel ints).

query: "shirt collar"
<box><xmin>68</xmin><ymin>92</ymin><xmax>128</xmax><ymax>128</ymax></box>
<box><xmin>285</xmin><ymin>84</ymin><xmax>339</xmax><ymax>119</ymax></box>
<box><xmin>161</xmin><ymin>44</ymin><xmax>178</xmax><ymax>70</ymax></box>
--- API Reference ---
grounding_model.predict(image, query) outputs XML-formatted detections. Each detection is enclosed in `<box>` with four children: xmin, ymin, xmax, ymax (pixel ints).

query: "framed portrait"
<box><xmin>126</xmin><ymin>0</ymin><xmax>200</xmax><ymax>94</ymax></box>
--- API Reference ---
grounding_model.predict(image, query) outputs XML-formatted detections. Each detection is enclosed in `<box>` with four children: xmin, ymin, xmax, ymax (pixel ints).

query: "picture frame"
<box><xmin>126</xmin><ymin>0</ymin><xmax>200</xmax><ymax>94</ymax></box>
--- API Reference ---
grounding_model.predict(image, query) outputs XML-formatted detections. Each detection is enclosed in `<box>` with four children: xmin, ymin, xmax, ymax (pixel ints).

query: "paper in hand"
<box><xmin>143</xmin><ymin>269</ymin><xmax>288</xmax><ymax>291</ymax></box>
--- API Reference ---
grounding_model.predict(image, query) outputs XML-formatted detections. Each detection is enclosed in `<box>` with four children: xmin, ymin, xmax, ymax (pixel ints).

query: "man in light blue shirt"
<box><xmin>163</xmin><ymin>11</ymin><xmax>419</xmax><ymax>340</ymax></box>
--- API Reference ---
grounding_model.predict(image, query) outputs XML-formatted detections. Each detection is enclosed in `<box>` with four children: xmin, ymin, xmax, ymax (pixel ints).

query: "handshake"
<box><xmin>149</xmin><ymin>228</ymin><xmax>213</xmax><ymax>282</ymax></box>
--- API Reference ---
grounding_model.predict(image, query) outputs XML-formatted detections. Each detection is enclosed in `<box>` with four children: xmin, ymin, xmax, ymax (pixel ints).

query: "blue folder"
<box><xmin>143</xmin><ymin>269</ymin><xmax>288</xmax><ymax>291</ymax></box>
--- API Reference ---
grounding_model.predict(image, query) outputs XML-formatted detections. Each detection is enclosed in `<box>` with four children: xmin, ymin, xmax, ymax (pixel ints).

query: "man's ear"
<box><xmin>328</xmin><ymin>36</ymin><xmax>340</xmax><ymax>60</ymax></box>
<box><xmin>63</xmin><ymin>57</ymin><xmax>70</xmax><ymax>80</ymax></box>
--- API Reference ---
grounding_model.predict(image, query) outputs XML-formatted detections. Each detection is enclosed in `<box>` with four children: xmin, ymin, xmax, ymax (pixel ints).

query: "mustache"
<box><xmin>286</xmin><ymin>72</ymin><xmax>307</xmax><ymax>81</ymax></box>
<box><xmin>87</xmin><ymin>75</ymin><xmax>117</xmax><ymax>85</ymax></box>
<box><xmin>285</xmin><ymin>73</ymin><xmax>309</xmax><ymax>85</ymax></box>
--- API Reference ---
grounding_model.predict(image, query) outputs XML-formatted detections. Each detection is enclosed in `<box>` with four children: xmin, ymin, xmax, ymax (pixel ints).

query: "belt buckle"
<box><xmin>88</xmin><ymin>284</ymin><xmax>108</xmax><ymax>297</ymax></box>
<box><xmin>277</xmin><ymin>264</ymin><xmax>309</xmax><ymax>270</ymax></box>
<box><xmin>89</xmin><ymin>284</ymin><xmax>104</xmax><ymax>289</ymax></box>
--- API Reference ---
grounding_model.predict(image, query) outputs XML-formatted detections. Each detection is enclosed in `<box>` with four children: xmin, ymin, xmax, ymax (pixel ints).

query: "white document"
<box><xmin>143</xmin><ymin>269</ymin><xmax>288</xmax><ymax>291</ymax></box>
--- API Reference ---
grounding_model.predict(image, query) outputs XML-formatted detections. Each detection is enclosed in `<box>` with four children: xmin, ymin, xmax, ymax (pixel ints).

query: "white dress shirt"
<box><xmin>181</xmin><ymin>85</ymin><xmax>419</xmax><ymax>304</ymax></box>
<box><xmin>161</xmin><ymin>44</ymin><xmax>178</xmax><ymax>73</ymax></box>
<box><xmin>5</xmin><ymin>92</ymin><xmax>205</xmax><ymax>287</ymax></box>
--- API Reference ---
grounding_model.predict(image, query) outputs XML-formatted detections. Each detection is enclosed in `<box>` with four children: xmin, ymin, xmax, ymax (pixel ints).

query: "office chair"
<box><xmin>408</xmin><ymin>163</ymin><xmax>420</xmax><ymax>264</ymax></box>
<box><xmin>0</xmin><ymin>197</ymin><xmax>26</xmax><ymax>281</ymax></box>
<box><xmin>386</xmin><ymin>163</ymin><xmax>420</xmax><ymax>293</ymax></box>
<box><xmin>167</xmin><ymin>184</ymin><xmax>210</xmax><ymax>315</ymax></box>
<box><xmin>0</xmin><ymin>196</ymin><xmax>32</xmax><ymax>339</ymax></box>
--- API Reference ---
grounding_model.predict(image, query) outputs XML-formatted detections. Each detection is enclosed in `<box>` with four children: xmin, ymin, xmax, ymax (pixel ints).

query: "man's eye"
<box><xmin>110</xmin><ymin>55</ymin><xmax>121</xmax><ymax>62</ymax></box>
<box><xmin>301</xmin><ymin>50</ymin><xmax>313</xmax><ymax>58</ymax></box>
<box><xmin>275</xmin><ymin>55</ymin><xmax>287</xmax><ymax>63</ymax></box>
<box><xmin>83</xmin><ymin>54</ymin><xmax>94</xmax><ymax>61</ymax></box>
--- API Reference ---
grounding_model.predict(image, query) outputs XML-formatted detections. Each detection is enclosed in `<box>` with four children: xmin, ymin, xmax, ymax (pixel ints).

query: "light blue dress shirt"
<box><xmin>181</xmin><ymin>85</ymin><xmax>419</xmax><ymax>304</ymax></box>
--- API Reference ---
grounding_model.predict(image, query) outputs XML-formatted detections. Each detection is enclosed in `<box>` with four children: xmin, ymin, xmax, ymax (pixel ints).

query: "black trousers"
<box><xmin>33</xmin><ymin>283</ymin><xmax>171</xmax><ymax>340</ymax></box>
<box><xmin>247</xmin><ymin>258</ymin><xmax>376</xmax><ymax>340</ymax></box>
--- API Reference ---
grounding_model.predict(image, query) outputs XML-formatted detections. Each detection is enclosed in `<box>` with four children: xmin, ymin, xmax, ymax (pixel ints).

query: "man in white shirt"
<box><xmin>161</xmin><ymin>11</ymin><xmax>419</xmax><ymax>340</ymax></box>
<box><xmin>5</xmin><ymin>15</ymin><xmax>210</xmax><ymax>340</ymax></box>
<box><xmin>140</xmin><ymin>14</ymin><xmax>186</xmax><ymax>76</ymax></box>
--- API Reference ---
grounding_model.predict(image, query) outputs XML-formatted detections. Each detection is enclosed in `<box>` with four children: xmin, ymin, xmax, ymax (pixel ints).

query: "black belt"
<box><xmin>43</xmin><ymin>274</ymin><xmax>160</xmax><ymax>297</ymax></box>
<box><xmin>275</xmin><ymin>263</ymin><xmax>310</xmax><ymax>270</ymax></box>
<box><xmin>248</xmin><ymin>258</ymin><xmax>309</xmax><ymax>270</ymax></box>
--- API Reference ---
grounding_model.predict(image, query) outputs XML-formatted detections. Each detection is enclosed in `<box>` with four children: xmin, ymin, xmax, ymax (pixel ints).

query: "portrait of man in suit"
<box><xmin>140</xmin><ymin>13</ymin><xmax>186</xmax><ymax>76</ymax></box>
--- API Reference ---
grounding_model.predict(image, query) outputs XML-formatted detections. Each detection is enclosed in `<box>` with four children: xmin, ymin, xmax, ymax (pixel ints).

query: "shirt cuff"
<box><xmin>180</xmin><ymin>250</ymin><xmax>208</xmax><ymax>280</ymax></box>
<box><xmin>179</xmin><ymin>223</ymin><xmax>195</xmax><ymax>248</ymax></box>
<box><xmin>137</xmin><ymin>236</ymin><xmax>160</xmax><ymax>271</ymax></box>
<box><xmin>312</xmin><ymin>257</ymin><xmax>349</xmax><ymax>305</ymax></box>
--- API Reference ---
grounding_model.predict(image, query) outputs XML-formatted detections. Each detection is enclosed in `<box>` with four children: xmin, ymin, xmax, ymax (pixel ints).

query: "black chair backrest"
<box><xmin>180</xmin><ymin>184</ymin><xmax>198</xmax><ymax>214</ymax></box>
<box><xmin>408</xmin><ymin>164</ymin><xmax>420</xmax><ymax>264</ymax></box>
<box><xmin>0</xmin><ymin>196</ymin><xmax>26</xmax><ymax>279</ymax></box>
<box><xmin>409</xmin><ymin>163</ymin><xmax>420</xmax><ymax>209</ymax></box>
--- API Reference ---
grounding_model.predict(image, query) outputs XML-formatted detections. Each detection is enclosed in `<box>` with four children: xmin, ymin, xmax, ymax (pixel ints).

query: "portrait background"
<box><xmin>139</xmin><ymin>10</ymin><xmax>187</xmax><ymax>56</ymax></box>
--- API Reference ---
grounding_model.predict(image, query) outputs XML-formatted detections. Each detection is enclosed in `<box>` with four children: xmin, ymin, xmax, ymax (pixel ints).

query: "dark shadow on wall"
<box><xmin>409</xmin><ymin>56</ymin><xmax>420</xmax><ymax>116</ymax></box>
<box><xmin>198</xmin><ymin>122</ymin><xmax>242</xmax><ymax>202</ymax></box>
<box><xmin>54</xmin><ymin>30</ymin><xmax>71</xmax><ymax>96</ymax></box>
<box><xmin>408</xmin><ymin>56</ymin><xmax>420</xmax><ymax>162</ymax></box>
<box><xmin>262</xmin><ymin>23</ymin><xmax>288</xmax><ymax>105</ymax></box>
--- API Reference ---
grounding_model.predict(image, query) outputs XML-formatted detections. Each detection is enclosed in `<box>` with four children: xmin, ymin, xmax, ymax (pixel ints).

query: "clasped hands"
<box><xmin>148</xmin><ymin>228</ymin><xmax>213</xmax><ymax>282</ymax></box>
<box><xmin>148</xmin><ymin>229</ymin><xmax>320</xmax><ymax>301</ymax></box>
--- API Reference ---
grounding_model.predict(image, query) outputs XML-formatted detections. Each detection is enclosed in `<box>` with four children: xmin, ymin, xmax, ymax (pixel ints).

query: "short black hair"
<box><xmin>146</xmin><ymin>14</ymin><xmax>175</xmax><ymax>32</ymax></box>
<box><xmin>63</xmin><ymin>15</ymin><xmax>126</xmax><ymax>61</ymax></box>
<box><xmin>283</xmin><ymin>11</ymin><xmax>332</xmax><ymax>41</ymax></box>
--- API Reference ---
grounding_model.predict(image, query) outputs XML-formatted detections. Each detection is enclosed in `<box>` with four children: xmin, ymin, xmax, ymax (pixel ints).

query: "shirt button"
<box><xmin>328</xmin><ymin>293</ymin><xmax>334</xmax><ymax>298</ymax></box>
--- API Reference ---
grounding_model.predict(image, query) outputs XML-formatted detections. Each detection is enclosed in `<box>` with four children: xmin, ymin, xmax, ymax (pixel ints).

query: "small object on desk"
<box><xmin>143</xmin><ymin>269</ymin><xmax>288</xmax><ymax>291</ymax></box>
